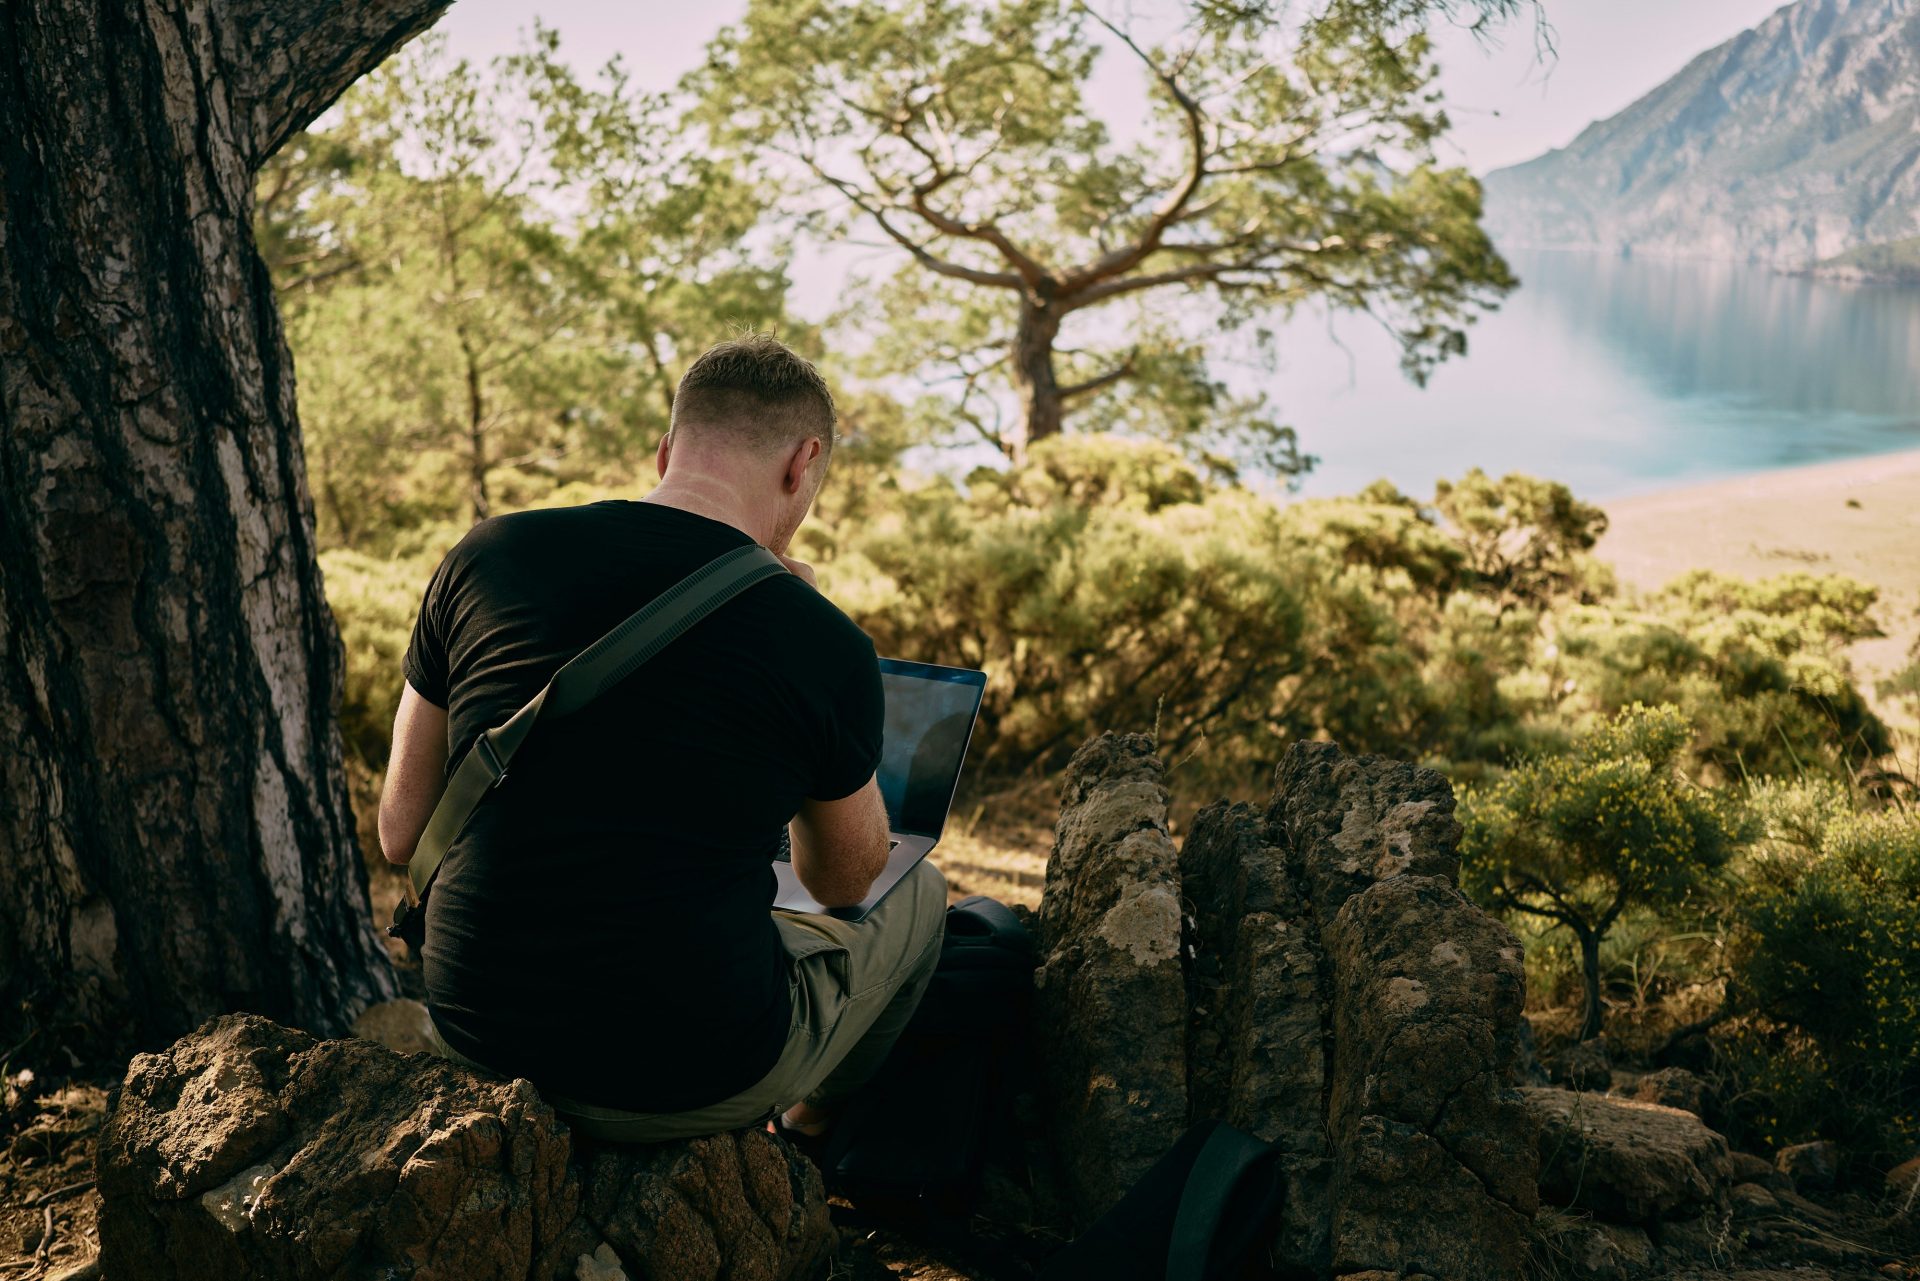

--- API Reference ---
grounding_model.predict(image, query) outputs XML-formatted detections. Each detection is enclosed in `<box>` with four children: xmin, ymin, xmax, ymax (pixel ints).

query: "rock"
<box><xmin>1887</xmin><ymin>1154</ymin><xmax>1920</xmax><ymax>1206</ymax></box>
<box><xmin>1776</xmin><ymin>1139</ymin><xmax>1842</xmax><ymax>1191</ymax></box>
<box><xmin>1732</xmin><ymin>1182</ymin><xmax>1782</xmax><ymax>1217</ymax></box>
<box><xmin>1523</xmin><ymin>1087</ymin><xmax>1734</xmax><ymax>1222</ymax></box>
<box><xmin>1630</xmin><ymin>1066</ymin><xmax>1707</xmax><ymax>1118</ymax></box>
<box><xmin>1032</xmin><ymin>732</ymin><xmax>1190</xmax><ymax>1221</ymax></box>
<box><xmin>1652</xmin><ymin>1211</ymin><xmax>1733</xmax><ymax>1265</ymax></box>
<box><xmin>1593</xmin><ymin>1222</ymin><xmax>1656</xmax><ymax>1275</ymax></box>
<box><xmin>1513</xmin><ymin>1016</ymin><xmax>1552</xmax><ymax>1086</ymax></box>
<box><xmin>96</xmin><ymin>1014</ymin><xmax>832</xmax><ymax>1281</ymax></box>
<box><xmin>348</xmin><ymin>997</ymin><xmax>438</xmax><ymax>1055</ymax></box>
<box><xmin>1036</xmin><ymin>735</ymin><xmax>1538</xmax><ymax>1281</ymax></box>
<box><xmin>1729</xmin><ymin>1150</ymin><xmax>1797</xmax><ymax>1196</ymax></box>
<box><xmin>1561</xmin><ymin>1224</ymin><xmax>1631</xmax><ymax>1281</ymax></box>
<box><xmin>1553</xmin><ymin>1037</ymin><xmax>1613</xmax><ymax>1092</ymax></box>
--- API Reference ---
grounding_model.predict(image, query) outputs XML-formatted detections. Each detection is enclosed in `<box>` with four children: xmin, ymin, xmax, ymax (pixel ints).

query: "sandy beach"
<box><xmin>1595</xmin><ymin>447</ymin><xmax>1920</xmax><ymax>733</ymax></box>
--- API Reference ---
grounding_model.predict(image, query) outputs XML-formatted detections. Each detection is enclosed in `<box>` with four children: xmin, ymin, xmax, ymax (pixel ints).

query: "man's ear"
<box><xmin>656</xmin><ymin>431</ymin><xmax>672</xmax><ymax>479</ymax></box>
<box><xmin>783</xmin><ymin>438</ymin><xmax>822</xmax><ymax>494</ymax></box>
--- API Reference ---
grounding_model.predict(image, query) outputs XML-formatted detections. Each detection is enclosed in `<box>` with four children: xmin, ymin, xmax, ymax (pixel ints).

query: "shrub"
<box><xmin>1557</xmin><ymin>571</ymin><xmax>1890</xmax><ymax>780</ymax></box>
<box><xmin>1731</xmin><ymin>789</ymin><xmax>1920</xmax><ymax>1155</ymax></box>
<box><xmin>1460</xmin><ymin>703</ymin><xmax>1749</xmax><ymax>1039</ymax></box>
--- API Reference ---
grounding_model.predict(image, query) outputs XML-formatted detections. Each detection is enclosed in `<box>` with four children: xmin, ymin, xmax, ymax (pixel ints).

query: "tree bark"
<box><xmin>1008</xmin><ymin>297</ymin><xmax>1064</xmax><ymax>462</ymax></box>
<box><xmin>1576</xmin><ymin>926</ymin><xmax>1604</xmax><ymax>1042</ymax></box>
<box><xmin>0</xmin><ymin>0</ymin><xmax>447</xmax><ymax>1059</ymax></box>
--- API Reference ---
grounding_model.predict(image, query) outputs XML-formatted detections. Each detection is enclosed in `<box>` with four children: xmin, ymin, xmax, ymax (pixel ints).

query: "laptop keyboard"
<box><xmin>773</xmin><ymin>830</ymin><xmax>898</xmax><ymax>863</ymax></box>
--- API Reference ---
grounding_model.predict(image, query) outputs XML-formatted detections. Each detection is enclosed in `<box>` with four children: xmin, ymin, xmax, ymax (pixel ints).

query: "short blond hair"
<box><xmin>670</xmin><ymin>334</ymin><xmax>836</xmax><ymax>457</ymax></box>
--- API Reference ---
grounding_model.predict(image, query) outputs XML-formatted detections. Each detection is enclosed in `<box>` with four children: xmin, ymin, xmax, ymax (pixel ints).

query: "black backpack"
<box><xmin>818</xmin><ymin>893</ymin><xmax>1035</xmax><ymax>1214</ymax></box>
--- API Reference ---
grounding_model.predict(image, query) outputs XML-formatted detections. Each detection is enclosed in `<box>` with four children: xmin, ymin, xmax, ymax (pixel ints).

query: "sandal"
<box><xmin>768</xmin><ymin>1113</ymin><xmax>832</xmax><ymax>1166</ymax></box>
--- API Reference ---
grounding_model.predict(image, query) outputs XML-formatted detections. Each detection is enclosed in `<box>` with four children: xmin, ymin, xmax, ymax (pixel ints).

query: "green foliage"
<box><xmin>260</xmin><ymin>30</ymin><xmax>800</xmax><ymax>554</ymax></box>
<box><xmin>1432</xmin><ymin>468</ymin><xmax>1610</xmax><ymax>612</ymax></box>
<box><xmin>320</xmin><ymin>542</ymin><xmax>456</xmax><ymax>768</ymax></box>
<box><xmin>1729</xmin><ymin>781</ymin><xmax>1920</xmax><ymax>1151</ymax></box>
<box><xmin>1460</xmin><ymin>703</ymin><xmax>1750</xmax><ymax>1036</ymax></box>
<box><xmin>810</xmin><ymin>436</ymin><xmax>1316</xmax><ymax>790</ymax></box>
<box><xmin>1557</xmin><ymin>570</ymin><xmax>1890</xmax><ymax>781</ymax></box>
<box><xmin>693</xmin><ymin>0</ymin><xmax>1518</xmax><ymax>466</ymax></box>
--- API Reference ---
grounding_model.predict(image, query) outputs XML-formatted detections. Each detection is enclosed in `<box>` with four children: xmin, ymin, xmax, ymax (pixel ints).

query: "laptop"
<box><xmin>772</xmin><ymin>658</ymin><xmax>987</xmax><ymax>920</ymax></box>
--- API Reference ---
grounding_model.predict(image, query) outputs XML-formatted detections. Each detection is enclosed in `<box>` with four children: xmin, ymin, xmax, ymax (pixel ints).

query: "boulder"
<box><xmin>1036</xmin><ymin>735</ymin><xmax>1538</xmax><ymax>1280</ymax></box>
<box><xmin>1628</xmin><ymin>1066</ymin><xmax>1706</xmax><ymax>1117</ymax></box>
<box><xmin>1731</xmin><ymin>1182</ymin><xmax>1781</xmax><ymax>1217</ymax></box>
<box><xmin>96</xmin><ymin>1014</ymin><xmax>833</xmax><ymax>1281</ymax></box>
<box><xmin>1775</xmin><ymin>1138</ymin><xmax>1841</xmax><ymax>1191</ymax></box>
<box><xmin>1552</xmin><ymin>1037</ymin><xmax>1612</xmax><ymax>1093</ymax></box>
<box><xmin>349</xmin><ymin>997</ymin><xmax>438</xmax><ymax>1056</ymax></box>
<box><xmin>1888</xmin><ymin>1154</ymin><xmax>1920</xmax><ymax>1205</ymax></box>
<box><xmin>1523</xmin><ymin>1087</ymin><xmax>1733</xmax><ymax>1222</ymax></box>
<box><xmin>1729</xmin><ymin>1150</ymin><xmax>1797</xmax><ymax>1197</ymax></box>
<box><xmin>1032</xmin><ymin>732</ymin><xmax>1190</xmax><ymax>1218</ymax></box>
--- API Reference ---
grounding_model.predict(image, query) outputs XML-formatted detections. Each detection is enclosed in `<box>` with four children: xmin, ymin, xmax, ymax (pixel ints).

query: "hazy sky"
<box><xmin>434</xmin><ymin>0</ymin><xmax>1794</xmax><ymax>175</ymax></box>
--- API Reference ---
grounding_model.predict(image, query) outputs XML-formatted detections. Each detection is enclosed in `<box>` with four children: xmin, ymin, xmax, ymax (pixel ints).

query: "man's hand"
<box><xmin>776</xmin><ymin>552</ymin><xmax>817</xmax><ymax>588</ymax></box>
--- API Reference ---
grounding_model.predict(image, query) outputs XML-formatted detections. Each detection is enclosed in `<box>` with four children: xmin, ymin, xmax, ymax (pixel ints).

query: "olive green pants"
<box><xmin>427</xmin><ymin>858</ymin><xmax>948</xmax><ymax>1143</ymax></box>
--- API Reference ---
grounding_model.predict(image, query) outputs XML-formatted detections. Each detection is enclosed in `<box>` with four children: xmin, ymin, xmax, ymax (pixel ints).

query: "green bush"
<box><xmin>320</xmin><ymin>540</ymin><xmax>456</xmax><ymax>768</ymax></box>
<box><xmin>1460</xmin><ymin>703</ymin><xmax>1749</xmax><ymax>1039</ymax></box>
<box><xmin>1730</xmin><ymin>785</ymin><xmax>1920</xmax><ymax>1154</ymax></box>
<box><xmin>1557</xmin><ymin>570</ymin><xmax>1890</xmax><ymax>781</ymax></box>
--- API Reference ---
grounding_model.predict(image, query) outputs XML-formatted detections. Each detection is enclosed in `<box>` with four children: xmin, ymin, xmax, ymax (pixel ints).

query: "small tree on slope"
<box><xmin>1459</xmin><ymin>703</ymin><xmax>1748</xmax><ymax>1042</ymax></box>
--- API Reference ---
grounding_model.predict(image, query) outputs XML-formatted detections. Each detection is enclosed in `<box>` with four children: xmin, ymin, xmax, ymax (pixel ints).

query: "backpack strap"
<box><xmin>405</xmin><ymin>542</ymin><xmax>788</xmax><ymax>903</ymax></box>
<box><xmin>1166</xmin><ymin>1122</ymin><xmax>1283</xmax><ymax>1281</ymax></box>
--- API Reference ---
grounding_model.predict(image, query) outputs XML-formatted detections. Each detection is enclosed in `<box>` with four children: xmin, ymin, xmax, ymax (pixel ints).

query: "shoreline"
<box><xmin>1595</xmin><ymin>446</ymin><xmax>1920</xmax><ymax>732</ymax></box>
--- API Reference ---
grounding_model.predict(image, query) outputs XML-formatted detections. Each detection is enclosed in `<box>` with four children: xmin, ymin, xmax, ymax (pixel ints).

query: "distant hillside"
<box><xmin>1481</xmin><ymin>0</ymin><xmax>1920</xmax><ymax>270</ymax></box>
<box><xmin>1807</xmin><ymin>234</ymin><xmax>1920</xmax><ymax>282</ymax></box>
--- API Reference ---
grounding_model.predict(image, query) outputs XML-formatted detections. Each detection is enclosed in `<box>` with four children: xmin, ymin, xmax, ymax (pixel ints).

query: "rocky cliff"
<box><xmin>1481</xmin><ymin>0</ymin><xmax>1920</xmax><ymax>269</ymax></box>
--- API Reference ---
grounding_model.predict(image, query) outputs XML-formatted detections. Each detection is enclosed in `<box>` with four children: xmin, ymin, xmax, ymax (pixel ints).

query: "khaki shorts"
<box><xmin>428</xmin><ymin>858</ymin><xmax>948</xmax><ymax>1143</ymax></box>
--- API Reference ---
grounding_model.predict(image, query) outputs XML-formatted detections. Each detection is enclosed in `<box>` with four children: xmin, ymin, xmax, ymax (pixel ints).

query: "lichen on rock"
<box><xmin>1034</xmin><ymin>733</ymin><xmax>1539</xmax><ymax>1281</ymax></box>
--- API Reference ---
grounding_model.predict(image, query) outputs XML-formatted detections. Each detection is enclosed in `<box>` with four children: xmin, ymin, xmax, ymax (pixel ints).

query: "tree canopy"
<box><xmin>693</xmin><ymin>0</ymin><xmax>1521</xmax><ymax>470</ymax></box>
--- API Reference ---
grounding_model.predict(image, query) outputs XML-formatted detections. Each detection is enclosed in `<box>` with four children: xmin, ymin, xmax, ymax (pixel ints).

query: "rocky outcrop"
<box><xmin>1523</xmin><ymin>1088</ymin><xmax>1733</xmax><ymax>1222</ymax></box>
<box><xmin>1035</xmin><ymin>734</ymin><xmax>1539</xmax><ymax>1280</ymax></box>
<box><xmin>96</xmin><ymin>1014</ymin><xmax>832</xmax><ymax>1281</ymax></box>
<box><xmin>1625</xmin><ymin>1067</ymin><xmax>1707</xmax><ymax>1118</ymax></box>
<box><xmin>1031</xmin><ymin>733</ymin><xmax>1190</xmax><ymax>1218</ymax></box>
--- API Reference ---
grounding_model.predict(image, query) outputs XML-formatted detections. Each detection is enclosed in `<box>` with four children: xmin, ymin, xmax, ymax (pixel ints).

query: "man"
<box><xmin>377</xmin><ymin>334</ymin><xmax>946</xmax><ymax>1143</ymax></box>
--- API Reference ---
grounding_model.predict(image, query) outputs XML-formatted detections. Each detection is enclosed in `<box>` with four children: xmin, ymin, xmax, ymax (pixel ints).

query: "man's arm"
<box><xmin>377</xmin><ymin>681</ymin><xmax>450</xmax><ymax>866</ymax></box>
<box><xmin>789</xmin><ymin>773</ymin><xmax>891</xmax><ymax>908</ymax></box>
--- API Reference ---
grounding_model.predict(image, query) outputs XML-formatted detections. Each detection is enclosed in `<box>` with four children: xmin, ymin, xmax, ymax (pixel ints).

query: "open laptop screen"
<box><xmin>876</xmin><ymin>659</ymin><xmax>987</xmax><ymax>838</ymax></box>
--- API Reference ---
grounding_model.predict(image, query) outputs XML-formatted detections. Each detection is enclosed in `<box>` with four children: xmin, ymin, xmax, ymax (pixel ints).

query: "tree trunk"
<box><xmin>1008</xmin><ymin>298</ymin><xmax>1063</xmax><ymax>462</ymax></box>
<box><xmin>460</xmin><ymin>332</ymin><xmax>491</xmax><ymax>521</ymax></box>
<box><xmin>1576</xmin><ymin>926</ymin><xmax>1604</xmax><ymax>1042</ymax></box>
<box><xmin>0</xmin><ymin>0</ymin><xmax>447</xmax><ymax>1061</ymax></box>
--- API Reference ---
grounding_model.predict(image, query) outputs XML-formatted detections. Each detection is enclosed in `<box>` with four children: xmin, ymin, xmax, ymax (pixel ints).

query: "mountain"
<box><xmin>1480</xmin><ymin>0</ymin><xmax>1920</xmax><ymax>271</ymax></box>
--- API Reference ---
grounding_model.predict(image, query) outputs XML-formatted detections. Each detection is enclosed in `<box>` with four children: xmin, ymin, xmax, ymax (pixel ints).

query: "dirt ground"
<box><xmin>1</xmin><ymin>1074</ymin><xmax>106</xmax><ymax>1280</ymax></box>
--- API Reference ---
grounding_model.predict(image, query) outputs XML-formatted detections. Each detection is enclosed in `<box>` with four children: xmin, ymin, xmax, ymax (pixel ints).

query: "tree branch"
<box><xmin>1058</xmin><ymin>350</ymin><xmax>1137</xmax><ymax>400</ymax></box>
<box><xmin>1057</xmin><ymin>5</ymin><xmax>1210</xmax><ymax>296</ymax></box>
<box><xmin>228</xmin><ymin>0</ymin><xmax>453</xmax><ymax>164</ymax></box>
<box><xmin>790</xmin><ymin>151</ymin><xmax>1025</xmax><ymax>290</ymax></box>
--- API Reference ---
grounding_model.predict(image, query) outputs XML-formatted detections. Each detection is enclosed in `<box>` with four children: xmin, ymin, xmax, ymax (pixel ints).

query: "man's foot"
<box><xmin>768</xmin><ymin>1104</ymin><xmax>833</xmax><ymax>1164</ymax></box>
<box><xmin>778</xmin><ymin>1103</ymin><xmax>832</xmax><ymax>1137</ymax></box>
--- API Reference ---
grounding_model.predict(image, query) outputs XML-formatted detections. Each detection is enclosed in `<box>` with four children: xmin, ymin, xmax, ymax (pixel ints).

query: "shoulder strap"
<box><xmin>1166</xmin><ymin>1122</ymin><xmax>1282</xmax><ymax>1281</ymax></box>
<box><xmin>406</xmin><ymin>542</ymin><xmax>788</xmax><ymax>901</ymax></box>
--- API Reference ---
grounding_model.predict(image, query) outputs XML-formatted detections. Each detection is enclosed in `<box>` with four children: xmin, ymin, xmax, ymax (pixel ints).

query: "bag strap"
<box><xmin>1166</xmin><ymin>1122</ymin><xmax>1281</xmax><ymax>1281</ymax></box>
<box><xmin>406</xmin><ymin>542</ymin><xmax>788</xmax><ymax>902</ymax></box>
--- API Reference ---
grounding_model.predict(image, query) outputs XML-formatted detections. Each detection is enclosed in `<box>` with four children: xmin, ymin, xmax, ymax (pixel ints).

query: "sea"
<box><xmin>1276</xmin><ymin>249</ymin><xmax>1920</xmax><ymax>502</ymax></box>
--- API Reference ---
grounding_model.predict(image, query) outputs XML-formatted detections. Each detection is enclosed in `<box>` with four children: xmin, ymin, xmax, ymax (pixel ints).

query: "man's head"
<box><xmin>659</xmin><ymin>335</ymin><xmax>837</xmax><ymax>552</ymax></box>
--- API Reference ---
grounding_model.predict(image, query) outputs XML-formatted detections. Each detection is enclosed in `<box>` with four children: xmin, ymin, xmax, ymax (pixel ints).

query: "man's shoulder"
<box><xmin>757</xmin><ymin>573</ymin><xmax>875</xmax><ymax>658</ymax></box>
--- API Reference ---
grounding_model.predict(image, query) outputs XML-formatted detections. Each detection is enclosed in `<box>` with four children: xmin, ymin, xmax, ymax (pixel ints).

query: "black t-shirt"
<box><xmin>402</xmin><ymin>500</ymin><xmax>883</xmax><ymax>1113</ymax></box>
